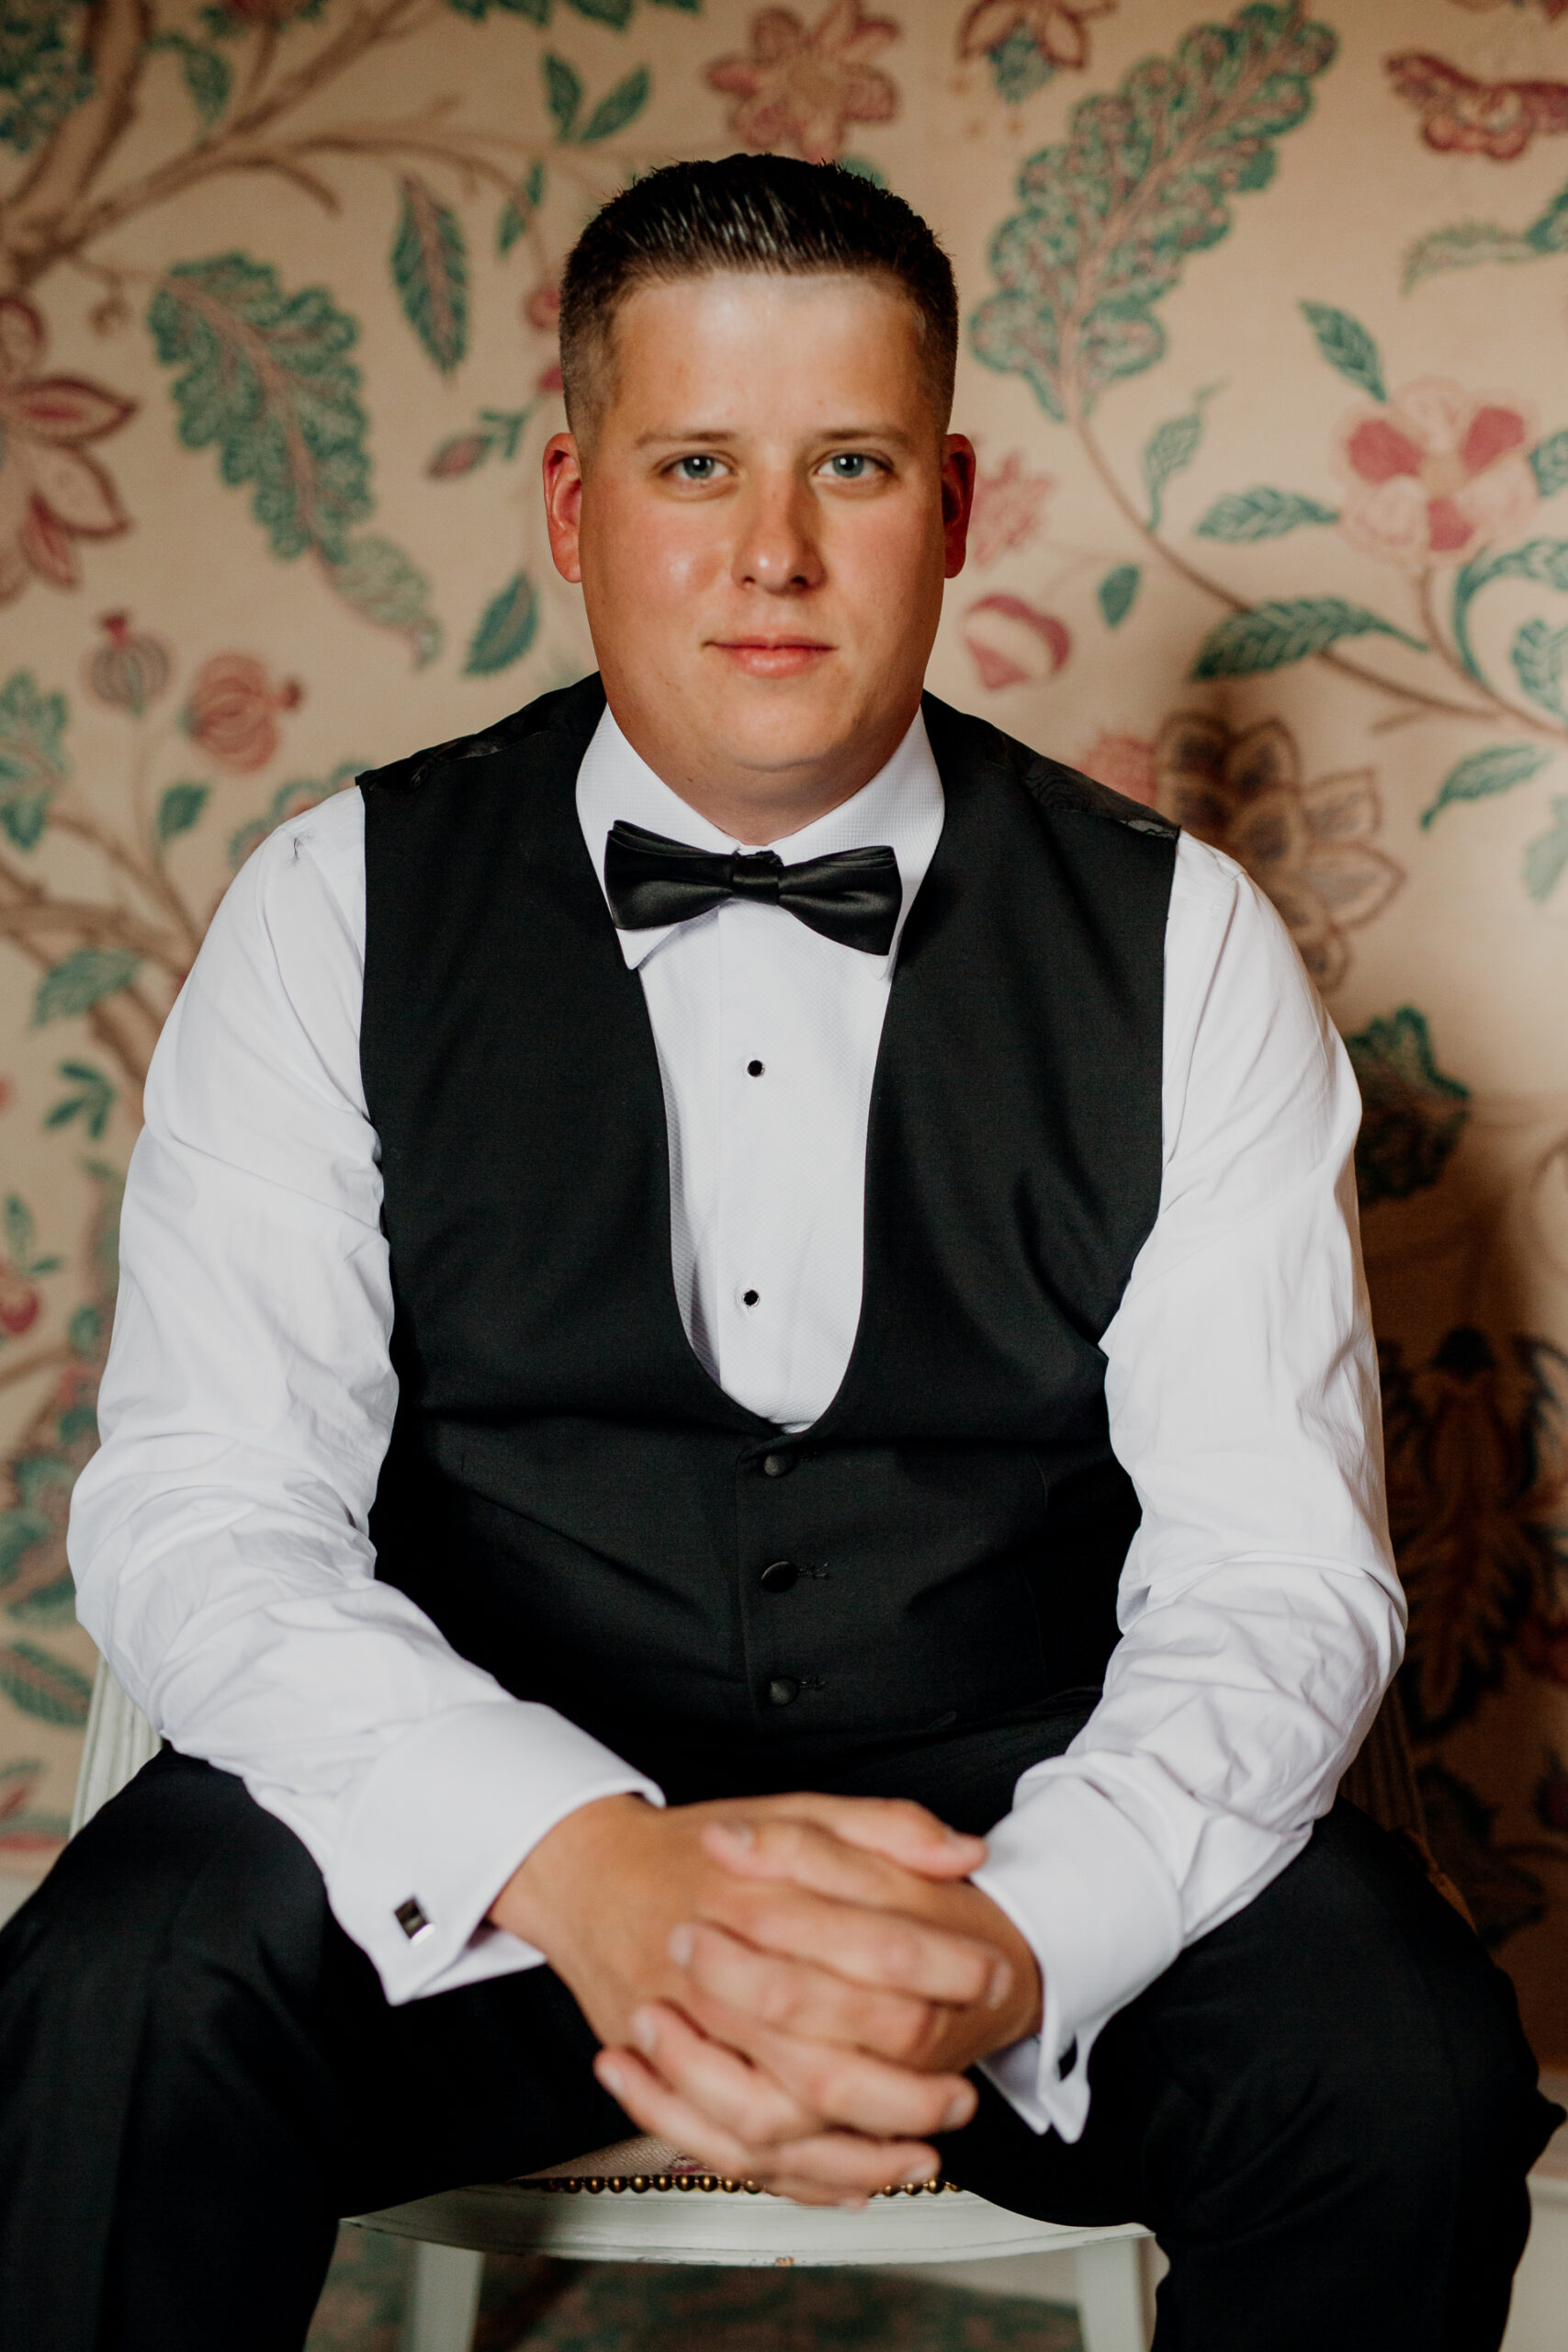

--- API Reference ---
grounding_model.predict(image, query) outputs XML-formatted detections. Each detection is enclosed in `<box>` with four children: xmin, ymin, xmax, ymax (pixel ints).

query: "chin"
<box><xmin>694</xmin><ymin>679</ymin><xmax>862</xmax><ymax>775</ymax></box>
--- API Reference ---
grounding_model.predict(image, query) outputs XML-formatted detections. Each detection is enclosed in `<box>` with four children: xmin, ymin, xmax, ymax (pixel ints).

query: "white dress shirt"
<box><xmin>67</xmin><ymin>704</ymin><xmax>1403</xmax><ymax>2145</ymax></box>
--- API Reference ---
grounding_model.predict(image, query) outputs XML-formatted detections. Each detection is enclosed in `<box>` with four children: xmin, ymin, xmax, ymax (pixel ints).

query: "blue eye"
<box><xmin>826</xmin><ymin>454</ymin><xmax>874</xmax><ymax>479</ymax></box>
<box><xmin>673</xmin><ymin>454</ymin><xmax>720</xmax><ymax>481</ymax></box>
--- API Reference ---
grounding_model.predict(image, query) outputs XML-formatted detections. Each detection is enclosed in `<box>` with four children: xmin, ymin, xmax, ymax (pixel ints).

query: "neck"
<box><xmin>604</xmin><ymin>702</ymin><xmax>919</xmax><ymax>847</ymax></box>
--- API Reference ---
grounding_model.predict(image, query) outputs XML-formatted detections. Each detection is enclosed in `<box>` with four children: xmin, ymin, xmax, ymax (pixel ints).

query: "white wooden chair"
<box><xmin>70</xmin><ymin>1666</ymin><xmax>1156</xmax><ymax>2351</ymax></box>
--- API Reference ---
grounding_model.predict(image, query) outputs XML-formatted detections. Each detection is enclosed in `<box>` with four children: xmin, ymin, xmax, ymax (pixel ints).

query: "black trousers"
<box><xmin>0</xmin><ymin>1738</ymin><xmax>1557</xmax><ymax>2352</ymax></box>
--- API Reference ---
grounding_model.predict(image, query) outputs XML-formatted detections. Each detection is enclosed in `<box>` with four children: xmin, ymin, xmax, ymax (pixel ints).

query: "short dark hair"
<box><xmin>558</xmin><ymin>154</ymin><xmax>959</xmax><ymax>444</ymax></box>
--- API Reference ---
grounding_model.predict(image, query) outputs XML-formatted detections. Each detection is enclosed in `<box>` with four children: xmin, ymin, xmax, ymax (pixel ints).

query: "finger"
<box><xmin>701</xmin><ymin>1816</ymin><xmax>936</xmax><ymax>1911</ymax></box>
<box><xmin>712</xmin><ymin>1795</ymin><xmax>985</xmax><ymax>1882</ymax></box>
<box><xmin>594</xmin><ymin>2045</ymin><xmax>786</xmax><ymax>2183</ymax></box>
<box><xmin>593</xmin><ymin>2047</ymin><xmax>939</xmax><ymax>2202</ymax></box>
<box><xmin>687</xmin><ymin>1999</ymin><xmax>979</xmax><ymax>2140</ymax></box>
<box><xmin>626</xmin><ymin>2002</ymin><xmax>818</xmax><ymax>2146</ymax></box>
<box><xmin>671</xmin><ymin>1919</ymin><xmax>947</xmax><ymax>2064</ymax></box>
<box><xmin>696</xmin><ymin>1876</ymin><xmax>1010</xmax><ymax>2008</ymax></box>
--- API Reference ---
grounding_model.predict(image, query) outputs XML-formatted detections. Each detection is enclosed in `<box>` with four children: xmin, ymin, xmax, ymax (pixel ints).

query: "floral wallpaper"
<box><xmin>1</xmin><ymin>0</ymin><xmax>1566</xmax><ymax>2067</ymax></box>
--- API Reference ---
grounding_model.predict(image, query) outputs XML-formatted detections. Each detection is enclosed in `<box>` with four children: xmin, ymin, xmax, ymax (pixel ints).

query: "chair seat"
<box><xmin>353</xmin><ymin>2136</ymin><xmax>1149</xmax><ymax>2267</ymax></box>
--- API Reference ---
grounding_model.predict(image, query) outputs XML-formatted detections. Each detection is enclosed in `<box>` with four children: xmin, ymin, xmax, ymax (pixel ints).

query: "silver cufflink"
<box><xmin>395</xmin><ymin>1896</ymin><xmax>432</xmax><ymax>1940</ymax></box>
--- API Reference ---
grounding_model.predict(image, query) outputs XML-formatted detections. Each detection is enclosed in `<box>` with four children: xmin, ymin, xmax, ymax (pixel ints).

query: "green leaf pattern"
<box><xmin>1097</xmin><ymin>565</ymin><xmax>1140</xmax><ymax>628</ymax></box>
<box><xmin>149</xmin><ymin>31</ymin><xmax>231</xmax><ymax>128</ymax></box>
<box><xmin>0</xmin><ymin>0</ymin><xmax>94</xmax><ymax>155</ymax></box>
<box><xmin>45</xmin><ymin>1063</ymin><xmax>114</xmax><ymax>1142</ymax></box>
<box><xmin>970</xmin><ymin>6</ymin><xmax>1337</xmax><ymax>420</ymax></box>
<box><xmin>1142</xmin><ymin>389</ymin><xmax>1219</xmax><ymax>532</ymax></box>
<box><xmin>581</xmin><ymin>63</ymin><xmax>649</xmax><ymax>141</ymax></box>
<box><xmin>1402</xmin><ymin>179</ymin><xmax>1568</xmax><ymax>294</ymax></box>
<box><xmin>155</xmin><ymin>781</ymin><xmax>209</xmax><ymax>844</ymax></box>
<box><xmin>1523</xmin><ymin>797</ymin><xmax>1568</xmax><ymax>905</ymax></box>
<box><xmin>1344</xmin><ymin>1007</ymin><xmax>1471</xmax><ymax>1210</ymax></box>
<box><xmin>1191</xmin><ymin>597</ymin><xmax>1425</xmax><ymax>680</ymax></box>
<box><xmin>1512</xmin><ymin>621</ymin><xmax>1568</xmax><ymax>724</ymax></box>
<box><xmin>148</xmin><ymin>254</ymin><xmax>372</xmax><ymax>566</ymax></box>
<box><xmin>1299</xmin><ymin>301</ymin><xmax>1386</xmax><ymax>401</ymax></box>
<box><xmin>1195</xmin><ymin>486</ymin><xmax>1339</xmax><ymax>540</ymax></box>
<box><xmin>1529</xmin><ymin>433</ymin><xmax>1568</xmax><ymax>500</ymax></box>
<box><xmin>391</xmin><ymin>177</ymin><xmax>469</xmax><ymax>376</ymax></box>
<box><xmin>32</xmin><ymin>947</ymin><xmax>141</xmax><ymax>1026</ymax></box>
<box><xmin>327</xmin><ymin>538</ymin><xmax>444</xmax><ymax>669</ymax></box>
<box><xmin>543</xmin><ymin>51</ymin><xmax>583</xmax><ymax>136</ymax></box>
<box><xmin>0</xmin><ymin>670</ymin><xmax>68</xmax><ymax>851</ymax></box>
<box><xmin>0</xmin><ymin>1641</ymin><xmax>92</xmax><ymax>1727</ymax></box>
<box><xmin>1420</xmin><ymin>746</ymin><xmax>1552</xmax><ymax>832</ymax></box>
<box><xmin>464</xmin><ymin>572</ymin><xmax>539</xmax><ymax>674</ymax></box>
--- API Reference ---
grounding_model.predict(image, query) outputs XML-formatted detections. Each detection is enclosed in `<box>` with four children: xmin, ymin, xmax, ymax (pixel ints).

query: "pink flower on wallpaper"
<box><xmin>957</xmin><ymin>0</ymin><xmax>1115</xmax><ymax>74</ymax></box>
<box><xmin>0</xmin><ymin>1261</ymin><xmax>39</xmax><ymax>1338</ymax></box>
<box><xmin>1077</xmin><ymin>729</ymin><xmax>1157</xmax><ymax>808</ymax></box>
<box><xmin>962</xmin><ymin>594</ymin><xmax>1069</xmax><ymax>690</ymax></box>
<box><xmin>184</xmin><ymin>654</ymin><xmax>303</xmax><ymax>774</ymax></box>
<box><xmin>705</xmin><ymin>3</ymin><xmax>899</xmax><ymax>166</ymax></box>
<box><xmin>1386</xmin><ymin>52</ymin><xmax>1568</xmax><ymax>162</ymax></box>
<box><xmin>85</xmin><ymin>612</ymin><xmax>174</xmax><ymax>717</ymax></box>
<box><xmin>1335</xmin><ymin>381</ymin><xmax>1538</xmax><ymax>571</ymax></box>
<box><xmin>1447</xmin><ymin>0</ymin><xmax>1568</xmax><ymax>16</ymax></box>
<box><xmin>524</xmin><ymin>279</ymin><xmax>560</xmax><ymax>334</ymax></box>
<box><xmin>968</xmin><ymin>451</ymin><xmax>1053</xmax><ymax>567</ymax></box>
<box><xmin>427</xmin><ymin>433</ymin><xmax>491</xmax><ymax>481</ymax></box>
<box><xmin>0</xmin><ymin>297</ymin><xmax>136</xmax><ymax>604</ymax></box>
<box><xmin>523</xmin><ymin>272</ymin><xmax>564</xmax><ymax>394</ymax></box>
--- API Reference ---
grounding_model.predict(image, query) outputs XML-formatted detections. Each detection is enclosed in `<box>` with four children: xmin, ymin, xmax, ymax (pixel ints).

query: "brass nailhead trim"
<box><xmin>516</xmin><ymin>2173</ymin><xmax>961</xmax><ymax>2197</ymax></box>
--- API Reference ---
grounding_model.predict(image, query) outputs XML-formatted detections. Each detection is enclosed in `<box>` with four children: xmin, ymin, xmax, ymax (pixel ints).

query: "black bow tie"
<box><xmin>604</xmin><ymin>821</ymin><xmax>902</xmax><ymax>956</ymax></box>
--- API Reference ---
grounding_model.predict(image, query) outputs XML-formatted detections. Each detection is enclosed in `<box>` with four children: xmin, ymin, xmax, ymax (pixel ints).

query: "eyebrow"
<box><xmin>632</xmin><ymin>423</ymin><xmax>919</xmax><ymax>450</ymax></box>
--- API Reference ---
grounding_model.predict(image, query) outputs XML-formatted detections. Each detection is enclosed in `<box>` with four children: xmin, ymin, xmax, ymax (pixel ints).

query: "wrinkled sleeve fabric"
<box><xmin>971</xmin><ymin>831</ymin><xmax>1402</xmax><ymax>2143</ymax></box>
<box><xmin>67</xmin><ymin>790</ymin><xmax>660</xmax><ymax>2006</ymax></box>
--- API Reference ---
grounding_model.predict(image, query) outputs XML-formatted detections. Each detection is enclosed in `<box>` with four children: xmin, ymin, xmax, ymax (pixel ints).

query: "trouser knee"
<box><xmin>0</xmin><ymin>1748</ymin><xmax>333</xmax><ymax>2106</ymax></box>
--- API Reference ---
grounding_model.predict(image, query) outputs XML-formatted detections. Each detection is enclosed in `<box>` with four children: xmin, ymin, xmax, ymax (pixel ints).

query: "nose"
<box><xmin>732</xmin><ymin>470</ymin><xmax>824</xmax><ymax>594</ymax></box>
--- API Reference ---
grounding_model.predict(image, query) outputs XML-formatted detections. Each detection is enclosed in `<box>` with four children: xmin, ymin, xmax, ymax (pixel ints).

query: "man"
<box><xmin>0</xmin><ymin>155</ymin><xmax>1555</xmax><ymax>2349</ymax></box>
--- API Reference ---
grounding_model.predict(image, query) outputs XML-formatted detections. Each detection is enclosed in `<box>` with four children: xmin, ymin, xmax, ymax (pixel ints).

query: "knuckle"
<box><xmin>961</xmin><ymin>1952</ymin><xmax>992</xmax><ymax>2000</ymax></box>
<box><xmin>876</xmin><ymin>1925</ymin><xmax>924</xmax><ymax>1982</ymax></box>
<box><xmin>714</xmin><ymin>1883</ymin><xmax>773</xmax><ymax>1938</ymax></box>
<box><xmin>756</xmin><ymin>1966</ymin><xmax>806</xmax><ymax>2028</ymax></box>
<box><xmin>806</xmin><ymin>2057</ymin><xmax>854</xmax><ymax>2116</ymax></box>
<box><xmin>886</xmin><ymin>1998</ymin><xmax>939</xmax><ymax>2064</ymax></box>
<box><xmin>764</xmin><ymin>1819</ymin><xmax>807</xmax><ymax>1867</ymax></box>
<box><xmin>734</xmin><ymin>2102</ymin><xmax>786</xmax><ymax>2148</ymax></box>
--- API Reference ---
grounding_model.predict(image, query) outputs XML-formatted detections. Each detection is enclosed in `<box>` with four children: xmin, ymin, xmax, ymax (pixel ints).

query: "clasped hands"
<box><xmin>490</xmin><ymin>1791</ymin><xmax>1042</xmax><ymax>2206</ymax></box>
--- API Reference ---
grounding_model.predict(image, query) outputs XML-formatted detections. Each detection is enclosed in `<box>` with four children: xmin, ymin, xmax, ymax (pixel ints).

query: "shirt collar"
<box><xmin>575</xmin><ymin>703</ymin><xmax>945</xmax><ymax>972</ymax></box>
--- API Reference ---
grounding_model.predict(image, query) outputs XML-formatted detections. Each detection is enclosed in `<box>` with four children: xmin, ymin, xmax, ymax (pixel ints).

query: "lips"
<box><xmin>709</xmin><ymin>638</ymin><xmax>834</xmax><ymax>678</ymax></box>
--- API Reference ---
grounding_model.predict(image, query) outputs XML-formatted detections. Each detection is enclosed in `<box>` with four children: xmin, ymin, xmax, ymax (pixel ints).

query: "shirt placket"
<box><xmin>712</xmin><ymin>902</ymin><xmax>794</xmax><ymax>1420</ymax></box>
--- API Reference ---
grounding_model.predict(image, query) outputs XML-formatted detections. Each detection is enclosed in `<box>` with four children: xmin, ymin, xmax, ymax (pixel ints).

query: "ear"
<box><xmin>543</xmin><ymin>432</ymin><xmax>585</xmax><ymax>584</ymax></box>
<box><xmin>940</xmin><ymin>434</ymin><xmax>977</xmax><ymax>581</ymax></box>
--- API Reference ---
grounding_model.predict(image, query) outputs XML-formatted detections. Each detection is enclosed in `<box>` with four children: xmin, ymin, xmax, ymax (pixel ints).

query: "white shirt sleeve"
<box><xmin>66</xmin><ymin>790</ymin><xmax>661</xmax><ymax>2006</ymax></box>
<box><xmin>970</xmin><ymin>832</ymin><xmax>1404</xmax><ymax>2143</ymax></box>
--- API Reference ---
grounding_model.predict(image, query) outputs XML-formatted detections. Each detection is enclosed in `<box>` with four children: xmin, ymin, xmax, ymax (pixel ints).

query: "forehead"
<box><xmin>601</xmin><ymin>270</ymin><xmax>930</xmax><ymax>426</ymax></box>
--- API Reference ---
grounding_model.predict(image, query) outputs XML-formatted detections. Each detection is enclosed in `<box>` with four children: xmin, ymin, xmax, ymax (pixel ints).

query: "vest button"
<box><xmin>766</xmin><ymin>1676</ymin><xmax>801</xmax><ymax>1706</ymax></box>
<box><xmin>761</xmin><ymin>1452</ymin><xmax>794</xmax><ymax>1478</ymax></box>
<box><xmin>760</xmin><ymin>1559</ymin><xmax>799</xmax><ymax>1594</ymax></box>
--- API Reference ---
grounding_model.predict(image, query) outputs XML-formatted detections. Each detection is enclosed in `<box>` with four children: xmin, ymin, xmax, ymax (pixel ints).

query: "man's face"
<box><xmin>542</xmin><ymin>271</ymin><xmax>974</xmax><ymax>837</ymax></box>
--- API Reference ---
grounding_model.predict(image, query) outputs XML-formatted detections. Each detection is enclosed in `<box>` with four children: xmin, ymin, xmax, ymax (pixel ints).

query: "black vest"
<box><xmin>359</xmin><ymin>676</ymin><xmax>1176</xmax><ymax>1795</ymax></box>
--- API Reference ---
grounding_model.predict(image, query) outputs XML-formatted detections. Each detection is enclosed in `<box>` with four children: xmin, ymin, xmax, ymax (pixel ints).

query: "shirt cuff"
<box><xmin>326</xmin><ymin>1698</ymin><xmax>663</xmax><ymax>2004</ymax></box>
<box><xmin>970</xmin><ymin>1773</ymin><xmax>1183</xmax><ymax>2141</ymax></box>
